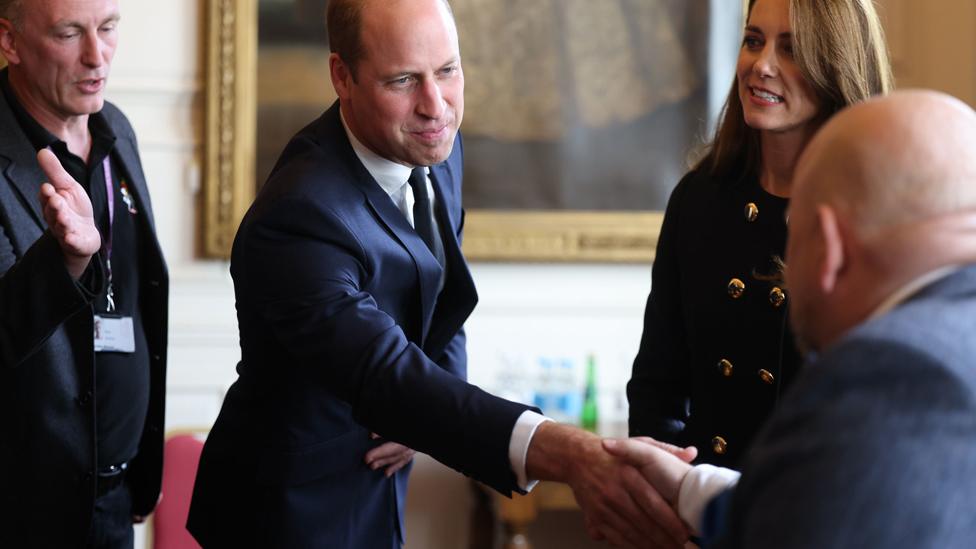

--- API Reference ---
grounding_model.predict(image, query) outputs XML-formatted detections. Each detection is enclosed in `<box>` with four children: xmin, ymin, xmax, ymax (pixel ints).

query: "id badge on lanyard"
<box><xmin>87</xmin><ymin>153</ymin><xmax>135</xmax><ymax>354</ymax></box>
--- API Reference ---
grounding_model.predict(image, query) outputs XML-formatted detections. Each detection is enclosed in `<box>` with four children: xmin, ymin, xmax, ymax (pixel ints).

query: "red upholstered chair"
<box><xmin>152</xmin><ymin>432</ymin><xmax>206</xmax><ymax>549</ymax></box>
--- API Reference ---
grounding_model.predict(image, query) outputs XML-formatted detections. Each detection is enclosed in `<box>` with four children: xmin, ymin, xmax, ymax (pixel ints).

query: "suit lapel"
<box><xmin>319</xmin><ymin>103</ymin><xmax>471</xmax><ymax>349</ymax></box>
<box><xmin>0</xmin><ymin>89</ymin><xmax>46</xmax><ymax>231</ymax></box>
<box><xmin>424</xmin><ymin>164</ymin><xmax>477</xmax><ymax>357</ymax></box>
<box><xmin>360</xmin><ymin>177</ymin><xmax>444</xmax><ymax>341</ymax></box>
<box><xmin>111</xmin><ymin>132</ymin><xmax>157</xmax><ymax>231</ymax></box>
<box><xmin>328</xmin><ymin>117</ymin><xmax>444</xmax><ymax>341</ymax></box>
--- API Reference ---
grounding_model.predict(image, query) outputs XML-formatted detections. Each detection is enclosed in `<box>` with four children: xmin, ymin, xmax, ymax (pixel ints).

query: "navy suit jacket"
<box><xmin>703</xmin><ymin>265</ymin><xmax>976</xmax><ymax>548</ymax></box>
<box><xmin>0</xmin><ymin>72</ymin><xmax>168</xmax><ymax>547</ymax></box>
<box><xmin>188</xmin><ymin>103</ymin><xmax>532</xmax><ymax>548</ymax></box>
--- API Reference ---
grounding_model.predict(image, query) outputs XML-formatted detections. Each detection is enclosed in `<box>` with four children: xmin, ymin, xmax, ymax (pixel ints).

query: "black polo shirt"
<box><xmin>1</xmin><ymin>73</ymin><xmax>150</xmax><ymax>469</ymax></box>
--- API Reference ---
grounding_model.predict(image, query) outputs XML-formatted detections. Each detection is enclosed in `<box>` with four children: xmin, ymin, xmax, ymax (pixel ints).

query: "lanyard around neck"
<box><xmin>46</xmin><ymin>145</ymin><xmax>117</xmax><ymax>311</ymax></box>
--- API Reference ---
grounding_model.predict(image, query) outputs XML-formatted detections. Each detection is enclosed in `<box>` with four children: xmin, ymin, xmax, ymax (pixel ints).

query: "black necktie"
<box><xmin>407</xmin><ymin>167</ymin><xmax>444</xmax><ymax>265</ymax></box>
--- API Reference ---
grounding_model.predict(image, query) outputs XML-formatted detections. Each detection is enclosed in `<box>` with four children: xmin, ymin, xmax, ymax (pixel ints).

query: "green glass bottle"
<box><xmin>581</xmin><ymin>354</ymin><xmax>598</xmax><ymax>432</ymax></box>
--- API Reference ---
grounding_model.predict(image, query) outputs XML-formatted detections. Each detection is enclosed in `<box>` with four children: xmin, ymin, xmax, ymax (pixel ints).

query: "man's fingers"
<box><xmin>631</xmin><ymin>437</ymin><xmax>698</xmax><ymax>463</ymax></box>
<box><xmin>37</xmin><ymin>149</ymin><xmax>77</xmax><ymax>191</ymax></box>
<box><xmin>365</xmin><ymin>441</ymin><xmax>408</xmax><ymax>463</ymax></box>
<box><xmin>383</xmin><ymin>454</ymin><xmax>414</xmax><ymax>477</ymax></box>
<box><xmin>603</xmin><ymin>438</ymin><xmax>657</xmax><ymax>464</ymax></box>
<box><xmin>621</xmin><ymin>466</ymin><xmax>688</xmax><ymax>544</ymax></box>
<box><xmin>365</xmin><ymin>442</ymin><xmax>414</xmax><ymax>473</ymax></box>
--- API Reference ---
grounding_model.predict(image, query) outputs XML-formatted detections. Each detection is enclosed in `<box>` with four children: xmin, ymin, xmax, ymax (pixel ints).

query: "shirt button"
<box><xmin>728</xmin><ymin>278</ymin><xmax>745</xmax><ymax>299</ymax></box>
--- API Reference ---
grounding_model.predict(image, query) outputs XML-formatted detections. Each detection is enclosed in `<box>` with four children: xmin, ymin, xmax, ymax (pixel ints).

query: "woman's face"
<box><xmin>737</xmin><ymin>0</ymin><xmax>820</xmax><ymax>136</ymax></box>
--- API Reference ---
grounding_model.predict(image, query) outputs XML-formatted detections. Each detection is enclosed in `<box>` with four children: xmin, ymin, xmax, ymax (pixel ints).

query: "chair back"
<box><xmin>153</xmin><ymin>433</ymin><xmax>206</xmax><ymax>549</ymax></box>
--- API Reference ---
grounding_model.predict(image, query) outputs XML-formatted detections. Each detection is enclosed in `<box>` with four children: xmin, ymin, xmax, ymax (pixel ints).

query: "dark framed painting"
<box><xmin>204</xmin><ymin>0</ymin><xmax>742</xmax><ymax>261</ymax></box>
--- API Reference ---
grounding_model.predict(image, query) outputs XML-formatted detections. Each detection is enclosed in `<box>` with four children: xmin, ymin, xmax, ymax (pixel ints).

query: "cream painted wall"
<box><xmin>878</xmin><ymin>0</ymin><xmax>976</xmax><ymax>106</ymax></box>
<box><xmin>103</xmin><ymin>1</ymin><xmax>975</xmax><ymax>547</ymax></box>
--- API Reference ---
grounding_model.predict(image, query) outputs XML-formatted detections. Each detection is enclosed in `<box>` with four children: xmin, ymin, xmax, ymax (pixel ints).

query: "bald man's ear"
<box><xmin>816</xmin><ymin>204</ymin><xmax>845</xmax><ymax>294</ymax></box>
<box><xmin>0</xmin><ymin>18</ymin><xmax>20</xmax><ymax>65</ymax></box>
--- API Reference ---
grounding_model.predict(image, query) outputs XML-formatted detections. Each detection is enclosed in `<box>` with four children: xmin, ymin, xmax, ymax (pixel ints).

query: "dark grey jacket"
<box><xmin>708</xmin><ymin>265</ymin><xmax>976</xmax><ymax>548</ymax></box>
<box><xmin>0</xmin><ymin>76</ymin><xmax>168</xmax><ymax>548</ymax></box>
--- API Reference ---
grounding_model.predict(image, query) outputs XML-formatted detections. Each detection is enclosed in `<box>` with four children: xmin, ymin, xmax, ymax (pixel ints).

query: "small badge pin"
<box><xmin>120</xmin><ymin>181</ymin><xmax>138</xmax><ymax>214</ymax></box>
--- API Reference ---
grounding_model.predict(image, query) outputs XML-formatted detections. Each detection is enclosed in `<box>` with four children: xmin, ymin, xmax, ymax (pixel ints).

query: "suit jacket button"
<box><xmin>727</xmin><ymin>278</ymin><xmax>745</xmax><ymax>299</ymax></box>
<box><xmin>717</xmin><ymin>359</ymin><xmax>734</xmax><ymax>377</ymax></box>
<box><xmin>744</xmin><ymin>202</ymin><xmax>759</xmax><ymax>222</ymax></box>
<box><xmin>711</xmin><ymin>436</ymin><xmax>728</xmax><ymax>455</ymax></box>
<box><xmin>769</xmin><ymin>286</ymin><xmax>786</xmax><ymax>308</ymax></box>
<box><xmin>758</xmin><ymin>369</ymin><xmax>775</xmax><ymax>385</ymax></box>
<box><xmin>77</xmin><ymin>391</ymin><xmax>92</xmax><ymax>406</ymax></box>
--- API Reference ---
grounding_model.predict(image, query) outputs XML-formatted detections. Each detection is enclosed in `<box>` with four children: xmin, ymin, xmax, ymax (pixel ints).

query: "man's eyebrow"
<box><xmin>52</xmin><ymin>13</ymin><xmax>121</xmax><ymax>29</ymax></box>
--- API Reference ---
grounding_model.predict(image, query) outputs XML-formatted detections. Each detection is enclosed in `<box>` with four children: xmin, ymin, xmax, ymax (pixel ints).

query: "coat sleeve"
<box><xmin>627</xmin><ymin>173</ymin><xmax>693</xmax><ymax>442</ymax></box>
<box><xmin>237</xmin><ymin>193</ymin><xmax>530</xmax><ymax>495</ymax></box>
<box><xmin>0</xmin><ymin>224</ymin><xmax>103</xmax><ymax>369</ymax></box>
<box><xmin>711</xmin><ymin>340</ymin><xmax>976</xmax><ymax>549</ymax></box>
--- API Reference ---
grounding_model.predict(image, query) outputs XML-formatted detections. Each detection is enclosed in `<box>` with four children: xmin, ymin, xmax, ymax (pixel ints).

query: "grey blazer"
<box><xmin>707</xmin><ymin>264</ymin><xmax>976</xmax><ymax>548</ymax></box>
<box><xmin>0</xmin><ymin>71</ymin><xmax>169</xmax><ymax>548</ymax></box>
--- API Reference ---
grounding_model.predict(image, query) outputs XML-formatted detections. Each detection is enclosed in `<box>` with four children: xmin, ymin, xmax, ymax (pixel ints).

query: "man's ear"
<box><xmin>329</xmin><ymin>53</ymin><xmax>351</xmax><ymax>101</ymax></box>
<box><xmin>816</xmin><ymin>204</ymin><xmax>845</xmax><ymax>294</ymax></box>
<box><xmin>0</xmin><ymin>18</ymin><xmax>20</xmax><ymax>65</ymax></box>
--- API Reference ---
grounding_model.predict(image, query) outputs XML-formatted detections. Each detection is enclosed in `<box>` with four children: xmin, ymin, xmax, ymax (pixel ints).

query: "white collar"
<box><xmin>340</xmin><ymin>110</ymin><xmax>416</xmax><ymax>198</ymax></box>
<box><xmin>867</xmin><ymin>265</ymin><xmax>961</xmax><ymax>321</ymax></box>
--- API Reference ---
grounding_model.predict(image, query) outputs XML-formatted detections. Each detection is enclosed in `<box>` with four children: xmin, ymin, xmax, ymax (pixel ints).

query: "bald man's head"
<box><xmin>794</xmin><ymin>90</ymin><xmax>976</xmax><ymax>236</ymax></box>
<box><xmin>786</xmin><ymin>91</ymin><xmax>976</xmax><ymax>352</ymax></box>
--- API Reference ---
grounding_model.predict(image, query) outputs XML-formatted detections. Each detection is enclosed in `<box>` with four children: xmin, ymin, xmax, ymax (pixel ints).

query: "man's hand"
<box><xmin>37</xmin><ymin>149</ymin><xmax>100</xmax><ymax>279</ymax></box>
<box><xmin>602</xmin><ymin>437</ymin><xmax>695</xmax><ymax>506</ymax></box>
<box><xmin>526</xmin><ymin>422</ymin><xmax>690</xmax><ymax>549</ymax></box>
<box><xmin>365</xmin><ymin>433</ymin><xmax>415</xmax><ymax>477</ymax></box>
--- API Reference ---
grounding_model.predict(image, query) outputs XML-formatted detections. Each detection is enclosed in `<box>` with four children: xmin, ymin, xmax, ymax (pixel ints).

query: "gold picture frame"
<box><xmin>203</xmin><ymin>0</ymin><xmax>670</xmax><ymax>262</ymax></box>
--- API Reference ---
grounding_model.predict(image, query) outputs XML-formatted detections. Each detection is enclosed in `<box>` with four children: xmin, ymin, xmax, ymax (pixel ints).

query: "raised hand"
<box><xmin>526</xmin><ymin>422</ymin><xmax>690</xmax><ymax>549</ymax></box>
<box><xmin>37</xmin><ymin>149</ymin><xmax>100</xmax><ymax>279</ymax></box>
<box><xmin>365</xmin><ymin>433</ymin><xmax>416</xmax><ymax>477</ymax></box>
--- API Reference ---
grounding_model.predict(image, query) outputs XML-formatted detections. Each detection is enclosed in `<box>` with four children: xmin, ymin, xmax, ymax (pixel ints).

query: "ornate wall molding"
<box><xmin>204</xmin><ymin>0</ymin><xmax>256</xmax><ymax>257</ymax></box>
<box><xmin>463</xmin><ymin>211</ymin><xmax>662</xmax><ymax>263</ymax></box>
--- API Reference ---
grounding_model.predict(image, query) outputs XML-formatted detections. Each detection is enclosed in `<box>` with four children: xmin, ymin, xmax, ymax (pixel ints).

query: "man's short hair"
<box><xmin>326</xmin><ymin>0</ymin><xmax>453</xmax><ymax>79</ymax></box>
<box><xmin>0</xmin><ymin>0</ymin><xmax>22</xmax><ymax>27</ymax></box>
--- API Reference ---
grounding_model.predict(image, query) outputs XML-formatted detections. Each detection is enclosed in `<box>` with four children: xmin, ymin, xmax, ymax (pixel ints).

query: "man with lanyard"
<box><xmin>0</xmin><ymin>1</ymin><xmax>168</xmax><ymax>547</ymax></box>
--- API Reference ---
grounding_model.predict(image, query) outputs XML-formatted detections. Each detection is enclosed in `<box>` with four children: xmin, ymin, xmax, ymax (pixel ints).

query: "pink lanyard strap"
<box><xmin>46</xmin><ymin>147</ymin><xmax>117</xmax><ymax>310</ymax></box>
<box><xmin>102</xmin><ymin>155</ymin><xmax>114</xmax><ymax>261</ymax></box>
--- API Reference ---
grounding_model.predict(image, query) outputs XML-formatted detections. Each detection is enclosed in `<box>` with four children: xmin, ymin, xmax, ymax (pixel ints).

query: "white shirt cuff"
<box><xmin>508</xmin><ymin>411</ymin><xmax>551</xmax><ymax>492</ymax></box>
<box><xmin>677</xmin><ymin>464</ymin><xmax>741</xmax><ymax>535</ymax></box>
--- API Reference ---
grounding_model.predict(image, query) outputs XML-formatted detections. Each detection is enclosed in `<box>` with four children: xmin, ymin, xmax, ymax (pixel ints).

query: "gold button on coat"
<box><xmin>718</xmin><ymin>359</ymin><xmax>734</xmax><ymax>377</ymax></box>
<box><xmin>758</xmin><ymin>369</ymin><xmax>775</xmax><ymax>385</ymax></box>
<box><xmin>769</xmin><ymin>286</ymin><xmax>786</xmax><ymax>307</ymax></box>
<box><xmin>744</xmin><ymin>202</ymin><xmax>759</xmax><ymax>222</ymax></box>
<box><xmin>728</xmin><ymin>278</ymin><xmax>745</xmax><ymax>299</ymax></box>
<box><xmin>711</xmin><ymin>436</ymin><xmax>728</xmax><ymax>455</ymax></box>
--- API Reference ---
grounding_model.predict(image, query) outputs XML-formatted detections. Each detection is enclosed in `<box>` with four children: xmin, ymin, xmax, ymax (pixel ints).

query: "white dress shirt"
<box><xmin>340</xmin><ymin>114</ymin><xmax>548</xmax><ymax>491</ymax></box>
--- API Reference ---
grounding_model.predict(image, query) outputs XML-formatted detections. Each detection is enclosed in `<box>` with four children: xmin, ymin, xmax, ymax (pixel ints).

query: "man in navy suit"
<box><xmin>188</xmin><ymin>1</ymin><xmax>688</xmax><ymax>548</ymax></box>
<box><xmin>604</xmin><ymin>90</ymin><xmax>976</xmax><ymax>548</ymax></box>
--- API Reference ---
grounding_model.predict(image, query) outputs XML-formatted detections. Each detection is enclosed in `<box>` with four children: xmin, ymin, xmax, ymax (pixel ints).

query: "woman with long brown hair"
<box><xmin>627</xmin><ymin>0</ymin><xmax>893</xmax><ymax>467</ymax></box>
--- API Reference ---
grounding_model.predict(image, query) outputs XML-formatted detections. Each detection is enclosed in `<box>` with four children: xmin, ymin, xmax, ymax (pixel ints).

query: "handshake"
<box><xmin>526</xmin><ymin>422</ymin><xmax>700</xmax><ymax>549</ymax></box>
